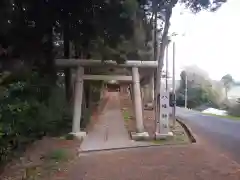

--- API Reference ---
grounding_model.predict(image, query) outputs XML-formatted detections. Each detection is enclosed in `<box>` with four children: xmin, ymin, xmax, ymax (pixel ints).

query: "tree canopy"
<box><xmin>0</xmin><ymin>0</ymin><xmax>228</xmax><ymax>61</ymax></box>
<box><xmin>221</xmin><ymin>74</ymin><xmax>234</xmax><ymax>90</ymax></box>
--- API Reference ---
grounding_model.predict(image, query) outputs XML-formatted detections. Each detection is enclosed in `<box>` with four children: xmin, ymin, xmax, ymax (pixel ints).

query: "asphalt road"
<box><xmin>176</xmin><ymin>107</ymin><xmax>240</xmax><ymax>163</ymax></box>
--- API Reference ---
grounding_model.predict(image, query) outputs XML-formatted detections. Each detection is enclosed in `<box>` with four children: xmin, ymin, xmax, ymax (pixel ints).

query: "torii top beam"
<box><xmin>55</xmin><ymin>59</ymin><xmax>158</xmax><ymax>68</ymax></box>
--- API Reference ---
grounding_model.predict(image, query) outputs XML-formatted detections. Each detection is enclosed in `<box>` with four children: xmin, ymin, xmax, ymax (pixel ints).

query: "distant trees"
<box><xmin>177</xmin><ymin>66</ymin><xmax>225</xmax><ymax>108</ymax></box>
<box><xmin>221</xmin><ymin>74</ymin><xmax>234</xmax><ymax>98</ymax></box>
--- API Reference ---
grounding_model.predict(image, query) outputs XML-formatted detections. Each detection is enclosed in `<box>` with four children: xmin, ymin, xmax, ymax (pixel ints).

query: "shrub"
<box><xmin>228</xmin><ymin>104</ymin><xmax>240</xmax><ymax>117</ymax></box>
<box><xmin>0</xmin><ymin>72</ymin><xmax>72</xmax><ymax>164</ymax></box>
<box><xmin>47</xmin><ymin>149</ymin><xmax>69</xmax><ymax>162</ymax></box>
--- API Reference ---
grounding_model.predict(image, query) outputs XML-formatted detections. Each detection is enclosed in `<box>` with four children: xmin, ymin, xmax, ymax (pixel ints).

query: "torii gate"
<box><xmin>55</xmin><ymin>59</ymin><xmax>172</xmax><ymax>140</ymax></box>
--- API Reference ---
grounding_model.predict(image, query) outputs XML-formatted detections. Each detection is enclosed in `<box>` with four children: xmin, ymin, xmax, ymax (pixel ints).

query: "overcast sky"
<box><xmin>165</xmin><ymin>0</ymin><xmax>240</xmax><ymax>81</ymax></box>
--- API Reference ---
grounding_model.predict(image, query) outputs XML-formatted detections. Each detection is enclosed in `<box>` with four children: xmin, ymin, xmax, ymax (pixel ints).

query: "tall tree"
<box><xmin>221</xmin><ymin>74</ymin><xmax>234</xmax><ymax>98</ymax></box>
<box><xmin>156</xmin><ymin>0</ymin><xmax>227</xmax><ymax>82</ymax></box>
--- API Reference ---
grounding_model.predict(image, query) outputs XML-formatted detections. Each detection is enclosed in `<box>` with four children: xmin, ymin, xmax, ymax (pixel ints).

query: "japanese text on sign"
<box><xmin>162</xmin><ymin>104</ymin><xmax>167</xmax><ymax>108</ymax></box>
<box><xmin>161</xmin><ymin>95</ymin><xmax>168</xmax><ymax>99</ymax></box>
<box><xmin>161</xmin><ymin>114</ymin><xmax>167</xmax><ymax>118</ymax></box>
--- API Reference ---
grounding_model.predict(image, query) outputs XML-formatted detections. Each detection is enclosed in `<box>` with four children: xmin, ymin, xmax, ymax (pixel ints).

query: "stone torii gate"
<box><xmin>55</xmin><ymin>59</ymin><xmax>172</xmax><ymax>140</ymax></box>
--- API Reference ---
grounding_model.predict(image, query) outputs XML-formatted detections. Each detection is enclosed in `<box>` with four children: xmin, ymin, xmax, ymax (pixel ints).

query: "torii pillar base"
<box><xmin>70</xmin><ymin>131</ymin><xmax>87</xmax><ymax>140</ymax></box>
<box><xmin>155</xmin><ymin>132</ymin><xmax>173</xmax><ymax>140</ymax></box>
<box><xmin>131</xmin><ymin>132</ymin><xmax>150</xmax><ymax>141</ymax></box>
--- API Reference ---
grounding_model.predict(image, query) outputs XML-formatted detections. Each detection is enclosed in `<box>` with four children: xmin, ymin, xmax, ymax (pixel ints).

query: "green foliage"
<box><xmin>176</xmin><ymin>87</ymin><xmax>210</xmax><ymax>108</ymax></box>
<box><xmin>63</xmin><ymin>134</ymin><xmax>75</xmax><ymax>140</ymax></box>
<box><xmin>0</xmin><ymin>72</ymin><xmax>72</xmax><ymax>164</ymax></box>
<box><xmin>0</xmin><ymin>0</ymin><xmax>143</xmax><ymax>66</ymax></box>
<box><xmin>47</xmin><ymin>149</ymin><xmax>69</xmax><ymax>162</ymax></box>
<box><xmin>122</xmin><ymin>109</ymin><xmax>130</xmax><ymax>122</ymax></box>
<box><xmin>90</xmin><ymin>81</ymin><xmax>104</xmax><ymax>103</ymax></box>
<box><xmin>221</xmin><ymin>74</ymin><xmax>234</xmax><ymax>95</ymax></box>
<box><xmin>177</xmin><ymin>70</ymin><xmax>224</xmax><ymax>108</ymax></box>
<box><xmin>123</xmin><ymin>0</ymin><xmax>139</xmax><ymax>17</ymax></box>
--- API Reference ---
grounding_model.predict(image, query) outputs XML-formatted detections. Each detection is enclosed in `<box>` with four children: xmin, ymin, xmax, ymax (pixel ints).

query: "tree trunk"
<box><xmin>84</xmin><ymin>81</ymin><xmax>90</xmax><ymax>109</ymax></box>
<box><xmin>153</xmin><ymin>0</ymin><xmax>158</xmax><ymax>123</ymax></box>
<box><xmin>45</xmin><ymin>27</ymin><xmax>56</xmax><ymax>83</ymax></box>
<box><xmin>225</xmin><ymin>88</ymin><xmax>228</xmax><ymax>99</ymax></box>
<box><xmin>157</xmin><ymin>7</ymin><xmax>172</xmax><ymax>93</ymax></box>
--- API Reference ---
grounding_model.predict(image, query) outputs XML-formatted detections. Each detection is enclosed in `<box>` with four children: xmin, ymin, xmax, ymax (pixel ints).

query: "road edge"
<box><xmin>176</xmin><ymin>118</ymin><xmax>196</xmax><ymax>143</ymax></box>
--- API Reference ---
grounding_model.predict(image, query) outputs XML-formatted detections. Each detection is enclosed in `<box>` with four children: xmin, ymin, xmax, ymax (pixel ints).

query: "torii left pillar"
<box><xmin>72</xmin><ymin>66</ymin><xmax>86</xmax><ymax>138</ymax></box>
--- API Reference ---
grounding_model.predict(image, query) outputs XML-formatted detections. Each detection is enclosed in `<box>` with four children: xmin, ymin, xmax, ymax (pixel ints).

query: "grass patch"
<box><xmin>46</xmin><ymin>149</ymin><xmax>69</xmax><ymax>162</ymax></box>
<box><xmin>21</xmin><ymin>149</ymin><xmax>69</xmax><ymax>180</ymax></box>
<box><xmin>122</xmin><ymin>109</ymin><xmax>130</xmax><ymax>122</ymax></box>
<box><xmin>151</xmin><ymin>127</ymin><xmax>189</xmax><ymax>145</ymax></box>
<box><xmin>22</xmin><ymin>149</ymin><xmax>69</xmax><ymax>179</ymax></box>
<box><xmin>203</xmin><ymin>113</ymin><xmax>240</xmax><ymax>120</ymax></box>
<box><xmin>174</xmin><ymin>133</ymin><xmax>189</xmax><ymax>143</ymax></box>
<box><xmin>59</xmin><ymin>133</ymin><xmax>75</xmax><ymax>140</ymax></box>
<box><xmin>151</xmin><ymin>135</ymin><xmax>189</xmax><ymax>145</ymax></box>
<box><xmin>152</xmin><ymin>139</ymin><xmax>167</xmax><ymax>144</ymax></box>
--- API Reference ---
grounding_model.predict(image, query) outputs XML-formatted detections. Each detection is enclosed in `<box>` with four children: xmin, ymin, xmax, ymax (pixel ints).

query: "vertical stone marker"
<box><xmin>155</xmin><ymin>90</ymin><xmax>173</xmax><ymax>140</ymax></box>
<box><xmin>160</xmin><ymin>91</ymin><xmax>170</xmax><ymax>133</ymax></box>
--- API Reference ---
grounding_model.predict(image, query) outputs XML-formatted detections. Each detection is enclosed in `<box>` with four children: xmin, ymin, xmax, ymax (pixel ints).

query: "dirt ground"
<box><xmin>1</xmin><ymin>137</ymin><xmax>81</xmax><ymax>180</ymax></box>
<box><xmin>53</xmin><ymin>144</ymin><xmax>240</xmax><ymax>180</ymax></box>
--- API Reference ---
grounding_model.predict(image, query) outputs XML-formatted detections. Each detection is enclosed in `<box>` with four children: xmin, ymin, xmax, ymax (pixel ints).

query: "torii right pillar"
<box><xmin>131</xmin><ymin>67</ymin><xmax>150</xmax><ymax>140</ymax></box>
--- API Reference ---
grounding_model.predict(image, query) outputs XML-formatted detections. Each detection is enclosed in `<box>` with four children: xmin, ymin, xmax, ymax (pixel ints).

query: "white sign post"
<box><xmin>155</xmin><ymin>90</ymin><xmax>173</xmax><ymax>139</ymax></box>
<box><xmin>159</xmin><ymin>91</ymin><xmax>170</xmax><ymax>134</ymax></box>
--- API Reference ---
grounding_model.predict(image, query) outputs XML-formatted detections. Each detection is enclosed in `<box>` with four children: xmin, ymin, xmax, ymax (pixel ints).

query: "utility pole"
<box><xmin>185</xmin><ymin>74</ymin><xmax>188</xmax><ymax>108</ymax></box>
<box><xmin>153</xmin><ymin>0</ymin><xmax>158</xmax><ymax>133</ymax></box>
<box><xmin>165</xmin><ymin>43</ymin><xmax>169</xmax><ymax>91</ymax></box>
<box><xmin>172</xmin><ymin>41</ymin><xmax>176</xmax><ymax>126</ymax></box>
